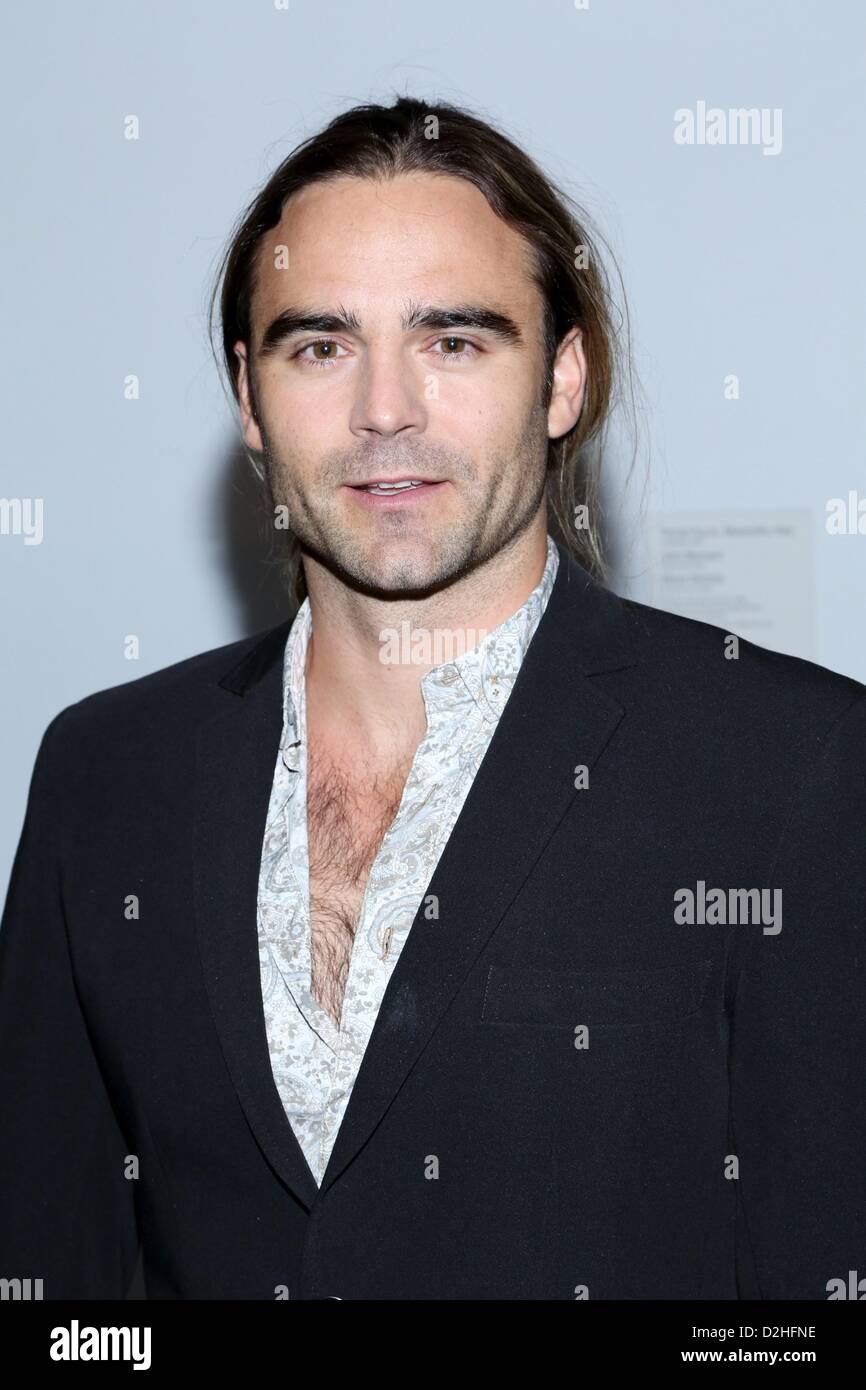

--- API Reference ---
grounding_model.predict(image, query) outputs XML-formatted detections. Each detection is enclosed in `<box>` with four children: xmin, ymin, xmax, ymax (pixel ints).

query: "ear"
<box><xmin>547</xmin><ymin>326</ymin><xmax>587</xmax><ymax>441</ymax></box>
<box><xmin>234</xmin><ymin>342</ymin><xmax>264</xmax><ymax>453</ymax></box>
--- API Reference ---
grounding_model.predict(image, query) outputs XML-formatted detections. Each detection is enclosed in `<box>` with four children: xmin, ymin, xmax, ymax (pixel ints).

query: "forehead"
<box><xmin>250</xmin><ymin>171</ymin><xmax>542</xmax><ymax>327</ymax></box>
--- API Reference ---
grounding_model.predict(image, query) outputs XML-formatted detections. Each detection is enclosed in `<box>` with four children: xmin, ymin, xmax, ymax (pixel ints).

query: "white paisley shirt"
<box><xmin>256</xmin><ymin>534</ymin><xmax>559</xmax><ymax>1185</ymax></box>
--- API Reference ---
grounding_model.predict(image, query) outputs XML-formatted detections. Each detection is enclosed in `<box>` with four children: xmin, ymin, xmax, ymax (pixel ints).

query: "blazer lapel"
<box><xmin>193</xmin><ymin>619</ymin><xmax>322</xmax><ymax>1211</ymax></box>
<box><xmin>319</xmin><ymin>546</ymin><xmax>641</xmax><ymax>1193</ymax></box>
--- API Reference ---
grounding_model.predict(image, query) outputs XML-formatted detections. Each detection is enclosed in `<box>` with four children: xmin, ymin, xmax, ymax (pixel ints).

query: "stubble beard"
<box><xmin>257</xmin><ymin>402</ymin><xmax>549</xmax><ymax>600</ymax></box>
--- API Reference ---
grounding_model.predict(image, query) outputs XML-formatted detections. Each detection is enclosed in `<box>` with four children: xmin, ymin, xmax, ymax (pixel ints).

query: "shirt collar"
<box><xmin>280</xmin><ymin>534</ymin><xmax>559</xmax><ymax>767</ymax></box>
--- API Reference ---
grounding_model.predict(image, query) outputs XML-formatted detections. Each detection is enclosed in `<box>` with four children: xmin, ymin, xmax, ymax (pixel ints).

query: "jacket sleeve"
<box><xmin>730</xmin><ymin>690</ymin><xmax>866</xmax><ymax>1299</ymax></box>
<box><xmin>0</xmin><ymin>710</ymin><xmax>140</xmax><ymax>1298</ymax></box>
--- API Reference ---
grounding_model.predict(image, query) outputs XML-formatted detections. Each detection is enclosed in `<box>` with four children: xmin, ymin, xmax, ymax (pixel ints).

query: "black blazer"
<box><xmin>2</xmin><ymin>544</ymin><xmax>864</xmax><ymax>1300</ymax></box>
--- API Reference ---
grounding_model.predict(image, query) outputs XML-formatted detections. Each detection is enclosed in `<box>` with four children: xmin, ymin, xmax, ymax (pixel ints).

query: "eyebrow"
<box><xmin>257</xmin><ymin>300</ymin><xmax>524</xmax><ymax>358</ymax></box>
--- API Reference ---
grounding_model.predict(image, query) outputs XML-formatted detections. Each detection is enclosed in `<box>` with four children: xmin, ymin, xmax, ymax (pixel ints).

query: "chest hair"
<box><xmin>306</xmin><ymin>747</ymin><xmax>413</xmax><ymax>1027</ymax></box>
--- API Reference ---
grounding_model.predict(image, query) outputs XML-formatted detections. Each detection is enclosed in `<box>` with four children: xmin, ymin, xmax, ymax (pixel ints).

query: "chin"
<box><xmin>354</xmin><ymin>546</ymin><xmax>445</xmax><ymax>597</ymax></box>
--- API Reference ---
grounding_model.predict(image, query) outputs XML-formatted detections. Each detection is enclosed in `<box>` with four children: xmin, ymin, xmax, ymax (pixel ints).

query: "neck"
<box><xmin>301</xmin><ymin>523</ymin><xmax>550</xmax><ymax>763</ymax></box>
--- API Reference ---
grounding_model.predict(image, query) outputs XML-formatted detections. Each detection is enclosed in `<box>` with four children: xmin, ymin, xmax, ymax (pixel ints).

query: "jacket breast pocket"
<box><xmin>480</xmin><ymin>958</ymin><xmax>713</xmax><ymax>1029</ymax></box>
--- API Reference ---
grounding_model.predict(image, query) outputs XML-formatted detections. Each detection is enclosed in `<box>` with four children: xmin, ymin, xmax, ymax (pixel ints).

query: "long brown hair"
<box><xmin>208</xmin><ymin>95</ymin><xmax>637</xmax><ymax>602</ymax></box>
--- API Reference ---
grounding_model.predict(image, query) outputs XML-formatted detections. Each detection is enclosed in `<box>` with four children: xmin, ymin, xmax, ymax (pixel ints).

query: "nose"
<box><xmin>348</xmin><ymin>342</ymin><xmax>429</xmax><ymax>439</ymax></box>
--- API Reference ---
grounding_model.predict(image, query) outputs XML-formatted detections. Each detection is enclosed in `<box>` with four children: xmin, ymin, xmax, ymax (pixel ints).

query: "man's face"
<box><xmin>235</xmin><ymin>171</ymin><xmax>578</xmax><ymax>596</ymax></box>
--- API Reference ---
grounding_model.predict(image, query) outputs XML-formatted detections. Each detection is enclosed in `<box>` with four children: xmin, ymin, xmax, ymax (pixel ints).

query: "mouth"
<box><xmin>350</xmin><ymin>477</ymin><xmax>440</xmax><ymax>493</ymax></box>
<box><xmin>344</xmin><ymin>478</ymin><xmax>449</xmax><ymax>508</ymax></box>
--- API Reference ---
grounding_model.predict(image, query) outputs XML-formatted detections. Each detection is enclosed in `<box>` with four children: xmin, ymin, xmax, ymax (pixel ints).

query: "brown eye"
<box><xmin>296</xmin><ymin>339</ymin><xmax>346</xmax><ymax>368</ymax></box>
<box><xmin>432</xmin><ymin>336</ymin><xmax>479</xmax><ymax>361</ymax></box>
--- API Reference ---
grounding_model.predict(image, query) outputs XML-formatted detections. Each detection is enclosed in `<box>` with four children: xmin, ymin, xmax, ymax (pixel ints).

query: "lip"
<box><xmin>351</xmin><ymin>476</ymin><xmax>440</xmax><ymax>486</ymax></box>
<box><xmin>343</xmin><ymin>480</ymin><xmax>449</xmax><ymax>509</ymax></box>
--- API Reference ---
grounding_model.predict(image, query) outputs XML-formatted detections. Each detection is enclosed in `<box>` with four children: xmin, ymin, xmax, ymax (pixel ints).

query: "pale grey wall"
<box><xmin>2</xmin><ymin>0</ymin><xmax>864</xmax><ymax>892</ymax></box>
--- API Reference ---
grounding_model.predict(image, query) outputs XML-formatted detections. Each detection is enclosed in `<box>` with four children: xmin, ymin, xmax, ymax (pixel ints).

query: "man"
<box><xmin>1</xmin><ymin>96</ymin><xmax>864</xmax><ymax>1301</ymax></box>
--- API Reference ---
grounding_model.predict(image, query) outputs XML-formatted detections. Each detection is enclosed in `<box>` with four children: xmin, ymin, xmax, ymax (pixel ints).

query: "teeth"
<box><xmin>364</xmin><ymin>480</ymin><xmax>426</xmax><ymax>493</ymax></box>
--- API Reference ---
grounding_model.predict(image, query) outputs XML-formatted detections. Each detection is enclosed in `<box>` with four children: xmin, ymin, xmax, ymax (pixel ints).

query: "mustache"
<box><xmin>319</xmin><ymin>441</ymin><xmax>476</xmax><ymax>487</ymax></box>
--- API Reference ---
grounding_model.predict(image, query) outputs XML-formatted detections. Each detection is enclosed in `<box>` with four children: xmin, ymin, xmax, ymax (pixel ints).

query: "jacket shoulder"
<box><xmin>615</xmin><ymin>592</ymin><xmax>866</xmax><ymax>729</ymax></box>
<box><xmin>41</xmin><ymin>621</ymin><xmax>291</xmax><ymax>754</ymax></box>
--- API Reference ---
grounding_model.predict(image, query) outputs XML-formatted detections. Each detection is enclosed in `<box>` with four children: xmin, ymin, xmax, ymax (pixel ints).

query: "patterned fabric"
<box><xmin>256</xmin><ymin>535</ymin><xmax>560</xmax><ymax>1185</ymax></box>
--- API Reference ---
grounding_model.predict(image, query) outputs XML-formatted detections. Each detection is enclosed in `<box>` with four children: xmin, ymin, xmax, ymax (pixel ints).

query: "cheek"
<box><xmin>262</xmin><ymin>377</ymin><xmax>347</xmax><ymax>450</ymax></box>
<box><xmin>443</xmin><ymin>368</ymin><xmax>541</xmax><ymax>457</ymax></box>
<box><xmin>440</xmin><ymin>360</ymin><xmax>528</xmax><ymax>427</ymax></box>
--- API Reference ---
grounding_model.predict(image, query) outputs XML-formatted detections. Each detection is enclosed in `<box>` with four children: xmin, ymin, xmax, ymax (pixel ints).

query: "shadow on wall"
<box><xmin>218</xmin><ymin>440</ymin><xmax>296</xmax><ymax>637</ymax></box>
<box><xmin>597</xmin><ymin>463</ymin><xmax>631</xmax><ymax>593</ymax></box>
